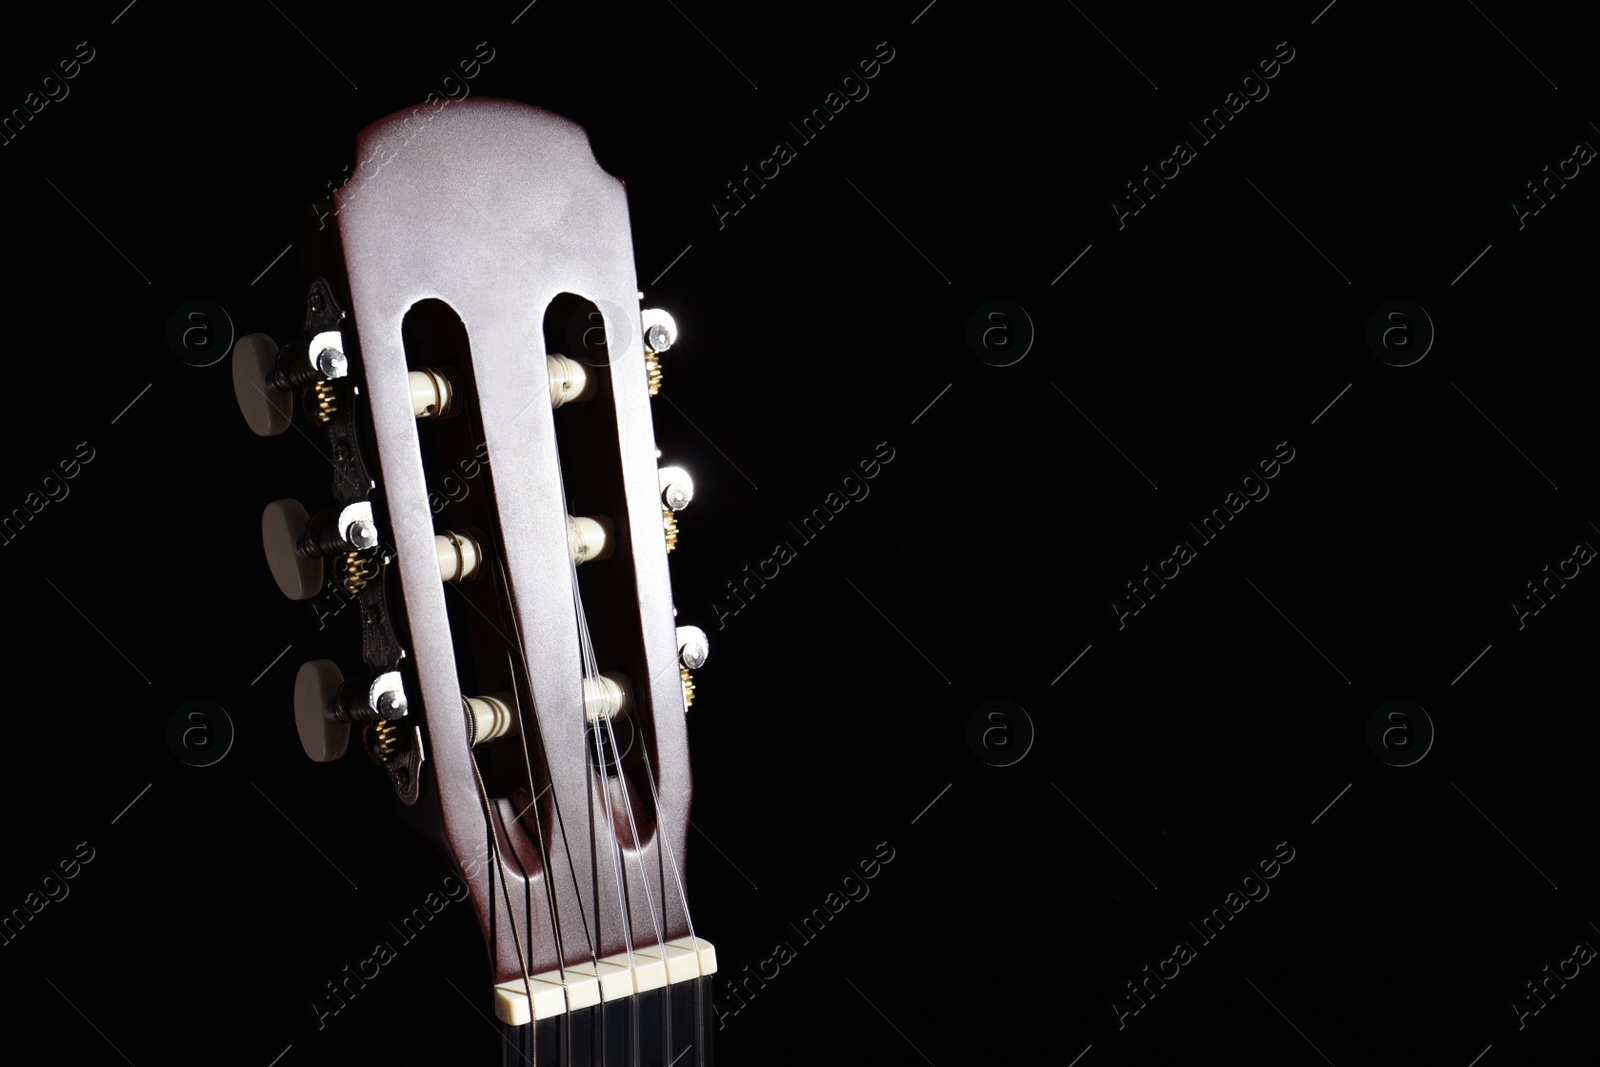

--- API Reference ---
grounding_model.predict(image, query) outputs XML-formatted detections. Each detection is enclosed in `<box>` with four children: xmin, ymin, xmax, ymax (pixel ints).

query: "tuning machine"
<box><xmin>293</xmin><ymin>661</ymin><xmax>406</xmax><ymax>760</ymax></box>
<box><xmin>675</xmin><ymin>625</ymin><xmax>707</xmax><ymax>710</ymax></box>
<box><xmin>262</xmin><ymin>498</ymin><xmax>381</xmax><ymax>600</ymax></box>
<box><xmin>232</xmin><ymin>328</ymin><xmax>349</xmax><ymax>436</ymax></box>
<box><xmin>641</xmin><ymin>308</ymin><xmax>676</xmax><ymax>397</ymax></box>
<box><xmin>294</xmin><ymin>660</ymin><xmax>424</xmax><ymax>802</ymax></box>
<box><xmin>657</xmin><ymin>464</ymin><xmax>692</xmax><ymax>554</ymax></box>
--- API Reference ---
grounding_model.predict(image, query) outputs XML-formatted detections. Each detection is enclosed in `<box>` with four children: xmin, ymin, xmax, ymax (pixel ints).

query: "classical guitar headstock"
<box><xmin>233</xmin><ymin>99</ymin><xmax>716</xmax><ymax>1064</ymax></box>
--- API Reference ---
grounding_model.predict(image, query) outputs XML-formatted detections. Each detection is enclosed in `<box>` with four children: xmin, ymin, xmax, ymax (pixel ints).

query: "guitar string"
<box><xmin>461</xmin><ymin>334</ymin><xmax>701</xmax><ymax>1052</ymax></box>
<box><xmin>479</xmin><ymin>557</ymin><xmax>591</xmax><ymax>1056</ymax></box>
<box><xmin>468</xmin><ymin>402</ymin><xmax>566</xmax><ymax>999</ymax></box>
<box><xmin>503</xmin><ymin>644</ymin><xmax>569</xmax><ymax>977</ymax></box>
<box><xmin>433</xmin><ymin>400</ymin><xmax>543</xmax><ymax>1031</ymax></box>
<box><xmin>543</xmin><ymin>423</ymin><xmax>641</xmax><ymax>1067</ymax></box>
<box><xmin>492</xmin><ymin>546</ymin><xmax>598</xmax><ymax>998</ymax></box>
<box><xmin>487</xmin><ymin>396</ymin><xmax>643</xmax><ymax>1049</ymax></box>
<box><xmin>567</xmin><ymin>564</ymin><xmax>634</xmax><ymax>1067</ymax></box>
<box><xmin>462</xmin><ymin>398</ymin><xmax>580</xmax><ymax>1033</ymax></box>
<box><xmin>553</xmin><ymin>449</ymin><xmax>658</xmax><ymax>966</ymax></box>
<box><xmin>564</xmin><ymin>485</ymin><xmax>701</xmax><ymax>974</ymax></box>
<box><xmin>561</xmin><ymin>496</ymin><xmax>670</xmax><ymax>956</ymax></box>
<box><xmin>466</xmin><ymin>739</ymin><xmax>539</xmax><ymax>1036</ymax></box>
<box><xmin>571</xmin><ymin>546</ymin><xmax>678</xmax><ymax>1067</ymax></box>
<box><xmin>619</xmin><ymin>690</ymin><xmax>697</xmax><ymax>947</ymax></box>
<box><xmin>571</xmin><ymin>345</ymin><xmax>701</xmax><ymax>972</ymax></box>
<box><xmin>571</xmin><ymin>553</ymin><xmax>661</xmax><ymax>952</ymax></box>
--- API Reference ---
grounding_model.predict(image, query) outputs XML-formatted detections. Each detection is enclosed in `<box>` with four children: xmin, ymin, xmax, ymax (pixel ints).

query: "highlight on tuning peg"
<box><xmin>658</xmin><ymin>464</ymin><xmax>691</xmax><ymax>556</ymax></box>
<box><xmin>658</xmin><ymin>466</ymin><xmax>694</xmax><ymax>512</ymax></box>
<box><xmin>641</xmin><ymin>308</ymin><xmax>676</xmax><ymax>354</ymax></box>
<box><xmin>640</xmin><ymin>308</ymin><xmax>676</xmax><ymax>397</ymax></box>
<box><xmin>262</xmin><ymin>498</ymin><xmax>379</xmax><ymax>600</ymax></box>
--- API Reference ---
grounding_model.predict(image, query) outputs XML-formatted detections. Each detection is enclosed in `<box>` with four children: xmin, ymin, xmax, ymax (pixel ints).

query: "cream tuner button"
<box><xmin>294</xmin><ymin>659</ymin><xmax>349</xmax><ymax>762</ymax></box>
<box><xmin>262</xmin><ymin>499</ymin><xmax>324</xmax><ymax>601</ymax></box>
<box><xmin>232</xmin><ymin>333</ymin><xmax>293</xmax><ymax>436</ymax></box>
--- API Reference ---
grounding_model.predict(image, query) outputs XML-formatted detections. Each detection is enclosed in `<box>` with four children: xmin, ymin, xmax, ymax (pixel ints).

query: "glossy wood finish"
<box><xmin>334</xmin><ymin>99</ymin><xmax>693</xmax><ymax>984</ymax></box>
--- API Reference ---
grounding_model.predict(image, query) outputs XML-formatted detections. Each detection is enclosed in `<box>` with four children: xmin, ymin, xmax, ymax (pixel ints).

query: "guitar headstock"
<box><xmin>233</xmin><ymin>99</ymin><xmax>716</xmax><ymax>1060</ymax></box>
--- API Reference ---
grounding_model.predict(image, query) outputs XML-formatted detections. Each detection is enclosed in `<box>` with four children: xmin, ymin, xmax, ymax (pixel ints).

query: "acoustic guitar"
<box><xmin>231</xmin><ymin>97</ymin><xmax>716</xmax><ymax>1067</ymax></box>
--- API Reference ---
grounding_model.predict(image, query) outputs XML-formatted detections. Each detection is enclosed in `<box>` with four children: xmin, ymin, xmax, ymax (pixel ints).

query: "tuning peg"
<box><xmin>289</xmin><ymin>331</ymin><xmax>350</xmax><ymax>384</ymax></box>
<box><xmin>262</xmin><ymin>499</ymin><xmax>380</xmax><ymax>600</ymax></box>
<box><xmin>233</xmin><ymin>330</ymin><xmax>350</xmax><ymax>436</ymax></box>
<box><xmin>583</xmin><ymin>672</ymin><xmax>634</xmax><ymax>724</ymax></box>
<box><xmin>435</xmin><ymin>530</ymin><xmax>486</xmax><ymax>582</ymax></box>
<box><xmin>640</xmin><ymin>309</ymin><xmax>676</xmax><ymax>397</ymax></box>
<box><xmin>294</xmin><ymin>659</ymin><xmax>349</xmax><ymax>762</ymax></box>
<box><xmin>547</xmin><ymin>354</ymin><xmax>597</xmax><ymax>408</ymax></box>
<box><xmin>567</xmin><ymin>515</ymin><xmax>614</xmax><ymax>564</ymax></box>
<box><xmin>294</xmin><ymin>662</ymin><xmax>409</xmax><ymax>762</ymax></box>
<box><xmin>408</xmin><ymin>368</ymin><xmax>458</xmax><ymax>419</ymax></box>
<box><xmin>232</xmin><ymin>334</ymin><xmax>294</xmax><ymax>436</ymax></box>
<box><xmin>463</xmin><ymin>693</ymin><xmax>518</xmax><ymax>746</ymax></box>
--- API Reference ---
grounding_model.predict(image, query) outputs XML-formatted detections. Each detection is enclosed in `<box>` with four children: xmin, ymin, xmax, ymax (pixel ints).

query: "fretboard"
<box><xmin>498</xmin><ymin>975</ymin><xmax>715</xmax><ymax>1067</ymax></box>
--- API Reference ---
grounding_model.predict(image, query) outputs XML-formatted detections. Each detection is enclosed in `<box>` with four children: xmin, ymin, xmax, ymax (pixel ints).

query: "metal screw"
<box><xmin>659</xmin><ymin>466</ymin><xmax>694</xmax><ymax>511</ymax></box>
<box><xmin>677</xmin><ymin>626</ymin><xmax>709</xmax><ymax>669</ymax></box>
<box><xmin>345</xmin><ymin>518</ymin><xmax>378</xmax><ymax>551</ymax></box>
<box><xmin>316</xmin><ymin>347</ymin><xmax>348</xmax><ymax>379</ymax></box>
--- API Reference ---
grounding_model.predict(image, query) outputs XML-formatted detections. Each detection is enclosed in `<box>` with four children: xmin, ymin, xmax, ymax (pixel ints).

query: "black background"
<box><xmin>1</xmin><ymin>1</ymin><xmax>1596</xmax><ymax>1064</ymax></box>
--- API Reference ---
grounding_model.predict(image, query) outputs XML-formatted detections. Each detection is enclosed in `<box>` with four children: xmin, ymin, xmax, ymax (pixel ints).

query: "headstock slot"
<box><xmin>543</xmin><ymin>293</ymin><xmax>662</xmax><ymax>845</ymax></box>
<box><xmin>399</xmin><ymin>299</ymin><xmax>551</xmax><ymax>823</ymax></box>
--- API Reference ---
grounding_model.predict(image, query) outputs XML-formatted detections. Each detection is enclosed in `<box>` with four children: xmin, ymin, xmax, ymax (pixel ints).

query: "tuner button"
<box><xmin>294</xmin><ymin>659</ymin><xmax>349</xmax><ymax>762</ymax></box>
<box><xmin>262</xmin><ymin>499</ymin><xmax>324</xmax><ymax>600</ymax></box>
<box><xmin>659</xmin><ymin>466</ymin><xmax>694</xmax><ymax>511</ymax></box>
<box><xmin>676</xmin><ymin>626</ymin><xmax>709</xmax><ymax>669</ymax></box>
<box><xmin>232</xmin><ymin>333</ymin><xmax>293</xmax><ymax>436</ymax></box>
